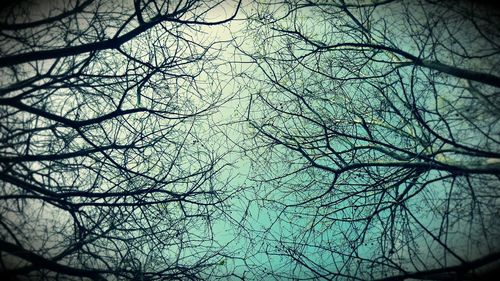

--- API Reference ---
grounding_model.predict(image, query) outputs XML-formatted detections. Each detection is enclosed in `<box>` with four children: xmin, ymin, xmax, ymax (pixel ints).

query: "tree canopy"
<box><xmin>1</xmin><ymin>0</ymin><xmax>499</xmax><ymax>280</ymax></box>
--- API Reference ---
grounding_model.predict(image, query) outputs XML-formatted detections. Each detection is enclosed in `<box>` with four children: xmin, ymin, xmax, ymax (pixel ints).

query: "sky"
<box><xmin>1</xmin><ymin>0</ymin><xmax>499</xmax><ymax>280</ymax></box>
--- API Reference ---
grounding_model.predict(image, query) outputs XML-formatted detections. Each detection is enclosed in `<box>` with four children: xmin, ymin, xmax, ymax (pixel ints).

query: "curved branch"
<box><xmin>0</xmin><ymin>0</ymin><xmax>241</xmax><ymax>68</ymax></box>
<box><xmin>0</xmin><ymin>239</ymin><xmax>106</xmax><ymax>280</ymax></box>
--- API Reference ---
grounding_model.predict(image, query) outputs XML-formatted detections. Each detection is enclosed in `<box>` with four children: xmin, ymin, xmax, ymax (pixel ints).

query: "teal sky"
<box><xmin>0</xmin><ymin>0</ymin><xmax>499</xmax><ymax>280</ymax></box>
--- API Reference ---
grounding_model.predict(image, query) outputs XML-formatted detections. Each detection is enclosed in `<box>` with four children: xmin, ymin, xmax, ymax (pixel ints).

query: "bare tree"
<box><xmin>234</xmin><ymin>0</ymin><xmax>500</xmax><ymax>279</ymax></box>
<box><xmin>3</xmin><ymin>0</ymin><xmax>499</xmax><ymax>280</ymax></box>
<box><xmin>0</xmin><ymin>0</ymin><xmax>240</xmax><ymax>280</ymax></box>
